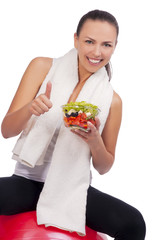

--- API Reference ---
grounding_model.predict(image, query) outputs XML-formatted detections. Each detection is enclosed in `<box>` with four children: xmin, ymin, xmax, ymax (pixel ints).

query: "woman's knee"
<box><xmin>117</xmin><ymin>208</ymin><xmax>146</xmax><ymax>240</ymax></box>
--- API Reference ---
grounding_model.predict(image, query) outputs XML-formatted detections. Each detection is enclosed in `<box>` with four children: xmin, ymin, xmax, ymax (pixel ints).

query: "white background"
<box><xmin>0</xmin><ymin>1</ymin><xmax>159</xmax><ymax>239</ymax></box>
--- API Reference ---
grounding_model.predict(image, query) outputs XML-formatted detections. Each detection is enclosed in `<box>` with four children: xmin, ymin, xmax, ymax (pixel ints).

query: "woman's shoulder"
<box><xmin>112</xmin><ymin>91</ymin><xmax>122</xmax><ymax>107</ymax></box>
<box><xmin>23</xmin><ymin>57</ymin><xmax>53</xmax><ymax>87</ymax></box>
<box><xmin>29</xmin><ymin>57</ymin><xmax>53</xmax><ymax>72</ymax></box>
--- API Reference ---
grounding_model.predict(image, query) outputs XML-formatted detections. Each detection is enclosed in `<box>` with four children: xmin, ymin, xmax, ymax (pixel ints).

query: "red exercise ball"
<box><xmin>0</xmin><ymin>211</ymin><xmax>108</xmax><ymax>240</ymax></box>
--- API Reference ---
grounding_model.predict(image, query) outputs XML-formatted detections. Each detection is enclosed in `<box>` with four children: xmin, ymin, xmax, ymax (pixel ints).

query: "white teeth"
<box><xmin>88</xmin><ymin>58</ymin><xmax>101</xmax><ymax>64</ymax></box>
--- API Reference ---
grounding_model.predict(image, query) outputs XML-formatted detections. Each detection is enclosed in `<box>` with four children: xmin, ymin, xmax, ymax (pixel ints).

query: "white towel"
<box><xmin>12</xmin><ymin>48</ymin><xmax>113</xmax><ymax>235</ymax></box>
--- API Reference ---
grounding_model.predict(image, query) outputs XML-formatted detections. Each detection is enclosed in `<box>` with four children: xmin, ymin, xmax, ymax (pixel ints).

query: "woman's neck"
<box><xmin>78</xmin><ymin>60</ymin><xmax>93</xmax><ymax>83</ymax></box>
<box><xmin>78</xmin><ymin>71</ymin><xmax>92</xmax><ymax>83</ymax></box>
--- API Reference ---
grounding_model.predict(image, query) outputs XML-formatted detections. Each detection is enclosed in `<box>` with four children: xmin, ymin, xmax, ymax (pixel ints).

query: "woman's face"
<box><xmin>74</xmin><ymin>19</ymin><xmax>117</xmax><ymax>79</ymax></box>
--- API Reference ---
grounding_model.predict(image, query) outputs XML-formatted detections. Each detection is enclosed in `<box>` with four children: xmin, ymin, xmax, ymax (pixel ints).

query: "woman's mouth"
<box><xmin>87</xmin><ymin>57</ymin><xmax>103</xmax><ymax>65</ymax></box>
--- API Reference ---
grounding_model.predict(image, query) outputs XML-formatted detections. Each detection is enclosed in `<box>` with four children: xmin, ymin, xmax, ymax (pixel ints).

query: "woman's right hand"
<box><xmin>29</xmin><ymin>81</ymin><xmax>53</xmax><ymax>116</ymax></box>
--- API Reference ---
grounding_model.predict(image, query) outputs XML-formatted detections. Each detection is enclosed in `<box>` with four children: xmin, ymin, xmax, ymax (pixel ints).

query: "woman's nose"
<box><xmin>93</xmin><ymin>45</ymin><xmax>101</xmax><ymax>57</ymax></box>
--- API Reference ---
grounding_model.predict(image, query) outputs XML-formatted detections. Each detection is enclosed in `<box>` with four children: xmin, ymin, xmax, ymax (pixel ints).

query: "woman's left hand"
<box><xmin>71</xmin><ymin>117</ymin><xmax>101</xmax><ymax>146</ymax></box>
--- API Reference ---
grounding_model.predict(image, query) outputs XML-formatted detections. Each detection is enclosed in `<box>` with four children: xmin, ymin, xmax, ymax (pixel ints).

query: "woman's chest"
<box><xmin>68</xmin><ymin>81</ymin><xmax>86</xmax><ymax>103</ymax></box>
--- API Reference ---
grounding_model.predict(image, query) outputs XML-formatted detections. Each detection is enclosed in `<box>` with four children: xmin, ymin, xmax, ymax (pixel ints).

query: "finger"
<box><xmin>40</xmin><ymin>95</ymin><xmax>53</xmax><ymax>108</ymax></box>
<box><xmin>32</xmin><ymin>103</ymin><xmax>45</xmax><ymax>115</ymax></box>
<box><xmin>71</xmin><ymin>129</ymin><xmax>88</xmax><ymax>140</ymax></box>
<box><xmin>34</xmin><ymin>97</ymin><xmax>51</xmax><ymax>111</ymax></box>
<box><xmin>32</xmin><ymin>109</ymin><xmax>41</xmax><ymax>116</ymax></box>
<box><xmin>30</xmin><ymin>104</ymin><xmax>41</xmax><ymax>116</ymax></box>
<box><xmin>44</xmin><ymin>81</ymin><xmax>52</xmax><ymax>99</ymax></box>
<box><xmin>37</xmin><ymin>101</ymin><xmax>50</xmax><ymax>112</ymax></box>
<box><xmin>87</xmin><ymin>121</ymin><xmax>96</xmax><ymax>132</ymax></box>
<box><xmin>95</xmin><ymin>116</ymin><xmax>100</xmax><ymax>130</ymax></box>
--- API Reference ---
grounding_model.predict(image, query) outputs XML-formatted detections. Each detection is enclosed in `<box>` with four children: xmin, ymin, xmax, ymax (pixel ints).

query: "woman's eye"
<box><xmin>86</xmin><ymin>40</ymin><xmax>93</xmax><ymax>44</ymax></box>
<box><xmin>104</xmin><ymin>43</ymin><xmax>112</xmax><ymax>47</ymax></box>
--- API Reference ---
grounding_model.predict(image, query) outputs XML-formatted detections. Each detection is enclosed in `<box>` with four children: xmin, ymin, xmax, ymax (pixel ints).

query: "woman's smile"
<box><xmin>87</xmin><ymin>57</ymin><xmax>103</xmax><ymax>65</ymax></box>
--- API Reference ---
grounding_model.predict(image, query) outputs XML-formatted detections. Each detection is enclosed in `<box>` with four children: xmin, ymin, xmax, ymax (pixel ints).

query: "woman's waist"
<box><xmin>14</xmin><ymin>161</ymin><xmax>51</xmax><ymax>182</ymax></box>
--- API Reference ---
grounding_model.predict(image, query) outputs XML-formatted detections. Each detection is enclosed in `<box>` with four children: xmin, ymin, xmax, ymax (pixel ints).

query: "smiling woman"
<box><xmin>74</xmin><ymin>20</ymin><xmax>117</xmax><ymax>80</ymax></box>
<box><xmin>75</xmin><ymin>10</ymin><xmax>119</xmax><ymax>81</ymax></box>
<box><xmin>0</xmin><ymin>9</ymin><xmax>146</xmax><ymax>240</ymax></box>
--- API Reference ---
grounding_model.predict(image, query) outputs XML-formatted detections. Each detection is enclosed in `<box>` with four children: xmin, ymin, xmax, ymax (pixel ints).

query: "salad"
<box><xmin>62</xmin><ymin>101</ymin><xmax>100</xmax><ymax>132</ymax></box>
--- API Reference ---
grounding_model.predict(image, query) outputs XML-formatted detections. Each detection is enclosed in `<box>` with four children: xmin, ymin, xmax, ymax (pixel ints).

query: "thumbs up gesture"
<box><xmin>29</xmin><ymin>81</ymin><xmax>53</xmax><ymax>116</ymax></box>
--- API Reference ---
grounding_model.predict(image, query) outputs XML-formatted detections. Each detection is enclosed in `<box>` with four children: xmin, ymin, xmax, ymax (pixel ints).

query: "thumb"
<box><xmin>44</xmin><ymin>81</ymin><xmax>52</xmax><ymax>99</ymax></box>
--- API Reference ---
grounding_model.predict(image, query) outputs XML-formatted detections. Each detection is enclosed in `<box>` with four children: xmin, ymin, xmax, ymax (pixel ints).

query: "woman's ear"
<box><xmin>74</xmin><ymin>33</ymin><xmax>78</xmax><ymax>49</ymax></box>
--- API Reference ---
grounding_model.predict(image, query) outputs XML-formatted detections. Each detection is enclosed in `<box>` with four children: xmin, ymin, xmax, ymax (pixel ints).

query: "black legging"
<box><xmin>0</xmin><ymin>175</ymin><xmax>146</xmax><ymax>239</ymax></box>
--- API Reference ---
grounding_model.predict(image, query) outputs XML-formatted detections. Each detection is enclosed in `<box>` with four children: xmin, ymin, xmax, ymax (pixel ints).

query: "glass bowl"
<box><xmin>62</xmin><ymin>101</ymin><xmax>100</xmax><ymax>132</ymax></box>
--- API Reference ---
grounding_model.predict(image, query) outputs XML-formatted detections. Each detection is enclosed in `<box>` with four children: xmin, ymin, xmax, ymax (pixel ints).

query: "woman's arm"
<box><xmin>91</xmin><ymin>91</ymin><xmax>122</xmax><ymax>174</ymax></box>
<box><xmin>1</xmin><ymin>57</ymin><xmax>53</xmax><ymax>138</ymax></box>
<box><xmin>72</xmin><ymin>91</ymin><xmax>122</xmax><ymax>175</ymax></box>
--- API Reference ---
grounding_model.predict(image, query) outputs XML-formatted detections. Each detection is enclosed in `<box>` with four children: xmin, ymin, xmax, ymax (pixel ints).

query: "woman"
<box><xmin>0</xmin><ymin>10</ymin><xmax>146</xmax><ymax>240</ymax></box>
